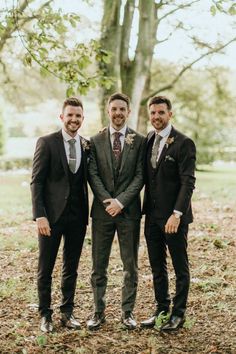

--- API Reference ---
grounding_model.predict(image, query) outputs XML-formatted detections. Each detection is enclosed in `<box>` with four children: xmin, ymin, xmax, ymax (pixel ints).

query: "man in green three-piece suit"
<box><xmin>87</xmin><ymin>92</ymin><xmax>145</xmax><ymax>330</ymax></box>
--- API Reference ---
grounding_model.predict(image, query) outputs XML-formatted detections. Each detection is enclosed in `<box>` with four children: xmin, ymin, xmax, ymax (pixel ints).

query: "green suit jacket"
<box><xmin>88</xmin><ymin>126</ymin><xmax>145</xmax><ymax>220</ymax></box>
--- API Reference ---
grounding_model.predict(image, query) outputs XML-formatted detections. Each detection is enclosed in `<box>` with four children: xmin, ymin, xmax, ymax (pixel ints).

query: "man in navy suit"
<box><xmin>141</xmin><ymin>96</ymin><xmax>196</xmax><ymax>331</ymax></box>
<box><xmin>31</xmin><ymin>97</ymin><xmax>89</xmax><ymax>332</ymax></box>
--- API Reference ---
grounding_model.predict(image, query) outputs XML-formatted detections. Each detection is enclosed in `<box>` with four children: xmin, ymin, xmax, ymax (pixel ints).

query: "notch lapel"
<box><xmin>104</xmin><ymin>128</ymin><xmax>113</xmax><ymax>172</ymax></box>
<box><xmin>56</xmin><ymin>130</ymin><xmax>69</xmax><ymax>176</ymax></box>
<box><xmin>155</xmin><ymin>127</ymin><xmax>177</xmax><ymax>172</ymax></box>
<box><xmin>119</xmin><ymin>128</ymin><xmax>132</xmax><ymax>173</ymax></box>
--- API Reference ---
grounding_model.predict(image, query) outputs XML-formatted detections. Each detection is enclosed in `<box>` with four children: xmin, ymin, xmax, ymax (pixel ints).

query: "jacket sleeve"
<box><xmin>174</xmin><ymin>138</ymin><xmax>196</xmax><ymax>213</ymax></box>
<box><xmin>30</xmin><ymin>137</ymin><xmax>50</xmax><ymax>220</ymax></box>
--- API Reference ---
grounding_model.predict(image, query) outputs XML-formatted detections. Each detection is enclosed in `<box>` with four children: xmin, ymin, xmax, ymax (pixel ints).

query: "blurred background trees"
<box><xmin>0</xmin><ymin>0</ymin><xmax>235</xmax><ymax>165</ymax></box>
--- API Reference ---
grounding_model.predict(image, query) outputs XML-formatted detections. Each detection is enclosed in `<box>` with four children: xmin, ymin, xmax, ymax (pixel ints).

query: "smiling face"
<box><xmin>149</xmin><ymin>103</ymin><xmax>172</xmax><ymax>132</ymax></box>
<box><xmin>60</xmin><ymin>105</ymin><xmax>84</xmax><ymax>137</ymax></box>
<box><xmin>108</xmin><ymin>99</ymin><xmax>130</xmax><ymax>130</ymax></box>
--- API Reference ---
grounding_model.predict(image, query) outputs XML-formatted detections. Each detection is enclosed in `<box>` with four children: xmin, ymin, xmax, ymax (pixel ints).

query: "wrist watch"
<box><xmin>173</xmin><ymin>212</ymin><xmax>181</xmax><ymax>219</ymax></box>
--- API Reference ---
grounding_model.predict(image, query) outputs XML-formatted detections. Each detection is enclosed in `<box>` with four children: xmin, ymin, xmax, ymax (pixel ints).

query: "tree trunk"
<box><xmin>99</xmin><ymin>0</ymin><xmax>122</xmax><ymax>125</ymax></box>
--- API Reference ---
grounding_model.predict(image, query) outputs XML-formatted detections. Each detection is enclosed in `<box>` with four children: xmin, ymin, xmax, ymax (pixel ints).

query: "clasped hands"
<box><xmin>103</xmin><ymin>198</ymin><xmax>122</xmax><ymax>217</ymax></box>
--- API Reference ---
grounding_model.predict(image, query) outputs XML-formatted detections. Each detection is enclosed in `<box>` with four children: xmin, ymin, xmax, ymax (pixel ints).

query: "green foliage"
<box><xmin>1</xmin><ymin>2</ymin><xmax>114</xmax><ymax>96</ymax></box>
<box><xmin>210</xmin><ymin>1</ymin><xmax>236</xmax><ymax>15</ymax></box>
<box><xmin>0</xmin><ymin>109</ymin><xmax>6</xmax><ymax>155</ymax></box>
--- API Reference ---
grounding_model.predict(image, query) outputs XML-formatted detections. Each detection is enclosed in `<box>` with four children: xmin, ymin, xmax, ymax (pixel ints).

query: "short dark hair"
<box><xmin>62</xmin><ymin>97</ymin><xmax>83</xmax><ymax>112</ymax></box>
<box><xmin>108</xmin><ymin>92</ymin><xmax>130</xmax><ymax>109</ymax></box>
<box><xmin>148</xmin><ymin>95</ymin><xmax>172</xmax><ymax>111</ymax></box>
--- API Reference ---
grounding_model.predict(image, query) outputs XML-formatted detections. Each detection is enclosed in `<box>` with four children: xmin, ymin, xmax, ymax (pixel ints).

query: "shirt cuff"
<box><xmin>173</xmin><ymin>210</ymin><xmax>183</xmax><ymax>216</ymax></box>
<box><xmin>115</xmin><ymin>198</ymin><xmax>124</xmax><ymax>209</ymax></box>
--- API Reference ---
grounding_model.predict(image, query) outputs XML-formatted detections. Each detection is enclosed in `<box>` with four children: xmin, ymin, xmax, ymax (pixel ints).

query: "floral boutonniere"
<box><xmin>81</xmin><ymin>138</ymin><xmax>90</xmax><ymax>152</ymax></box>
<box><xmin>165</xmin><ymin>137</ymin><xmax>174</xmax><ymax>148</ymax></box>
<box><xmin>125</xmin><ymin>133</ymin><xmax>136</xmax><ymax>146</ymax></box>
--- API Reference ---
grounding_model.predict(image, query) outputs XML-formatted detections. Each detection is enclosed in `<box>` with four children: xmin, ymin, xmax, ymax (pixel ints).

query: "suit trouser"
<box><xmin>37</xmin><ymin>213</ymin><xmax>86</xmax><ymax>317</ymax></box>
<box><xmin>144</xmin><ymin>216</ymin><xmax>189</xmax><ymax>317</ymax></box>
<box><xmin>91</xmin><ymin>216</ymin><xmax>140</xmax><ymax>313</ymax></box>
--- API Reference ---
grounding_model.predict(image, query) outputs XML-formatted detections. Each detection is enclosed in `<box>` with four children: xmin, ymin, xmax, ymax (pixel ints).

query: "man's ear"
<box><xmin>59</xmin><ymin>114</ymin><xmax>64</xmax><ymax>121</ymax></box>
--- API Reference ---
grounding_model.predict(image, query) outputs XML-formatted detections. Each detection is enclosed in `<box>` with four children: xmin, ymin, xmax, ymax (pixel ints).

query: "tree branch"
<box><xmin>158</xmin><ymin>0</ymin><xmax>200</xmax><ymax>22</ymax></box>
<box><xmin>142</xmin><ymin>36</ymin><xmax>236</xmax><ymax>104</ymax></box>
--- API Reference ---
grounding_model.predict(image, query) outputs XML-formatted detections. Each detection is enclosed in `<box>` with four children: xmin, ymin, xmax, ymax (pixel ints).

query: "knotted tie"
<box><xmin>112</xmin><ymin>132</ymin><xmax>122</xmax><ymax>160</ymax></box>
<box><xmin>150</xmin><ymin>134</ymin><xmax>162</xmax><ymax>168</ymax></box>
<box><xmin>68</xmin><ymin>138</ymin><xmax>76</xmax><ymax>173</ymax></box>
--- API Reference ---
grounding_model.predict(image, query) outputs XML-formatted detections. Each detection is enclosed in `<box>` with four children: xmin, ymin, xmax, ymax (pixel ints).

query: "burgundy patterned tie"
<box><xmin>112</xmin><ymin>132</ymin><xmax>122</xmax><ymax>160</ymax></box>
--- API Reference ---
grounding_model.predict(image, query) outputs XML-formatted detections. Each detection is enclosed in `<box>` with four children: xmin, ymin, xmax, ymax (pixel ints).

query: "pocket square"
<box><xmin>165</xmin><ymin>155</ymin><xmax>175</xmax><ymax>162</ymax></box>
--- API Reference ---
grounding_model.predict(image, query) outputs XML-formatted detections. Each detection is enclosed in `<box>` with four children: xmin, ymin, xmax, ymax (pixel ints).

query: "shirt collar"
<box><xmin>62</xmin><ymin>129</ymin><xmax>80</xmax><ymax>142</ymax></box>
<box><xmin>156</xmin><ymin>123</ymin><xmax>172</xmax><ymax>138</ymax></box>
<box><xmin>109</xmin><ymin>124</ymin><xmax>127</xmax><ymax>136</ymax></box>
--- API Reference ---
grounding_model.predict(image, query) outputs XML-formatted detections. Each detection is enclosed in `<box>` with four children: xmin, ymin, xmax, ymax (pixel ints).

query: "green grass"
<box><xmin>195</xmin><ymin>166</ymin><xmax>236</xmax><ymax>203</ymax></box>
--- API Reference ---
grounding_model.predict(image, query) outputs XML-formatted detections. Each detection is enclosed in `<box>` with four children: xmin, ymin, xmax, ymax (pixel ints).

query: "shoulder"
<box><xmin>127</xmin><ymin>127</ymin><xmax>145</xmax><ymax>142</ymax></box>
<box><xmin>37</xmin><ymin>130</ymin><xmax>61</xmax><ymax>144</ymax></box>
<box><xmin>90</xmin><ymin>128</ymin><xmax>108</xmax><ymax>143</ymax></box>
<box><xmin>173</xmin><ymin>128</ymin><xmax>195</xmax><ymax>146</ymax></box>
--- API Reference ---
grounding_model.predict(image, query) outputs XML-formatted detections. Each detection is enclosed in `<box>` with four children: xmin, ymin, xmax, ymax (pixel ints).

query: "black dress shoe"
<box><xmin>161</xmin><ymin>315</ymin><xmax>185</xmax><ymax>331</ymax></box>
<box><xmin>140</xmin><ymin>310</ymin><xmax>168</xmax><ymax>328</ymax></box>
<box><xmin>87</xmin><ymin>312</ymin><xmax>105</xmax><ymax>330</ymax></box>
<box><xmin>122</xmin><ymin>311</ymin><xmax>137</xmax><ymax>330</ymax></box>
<box><xmin>40</xmin><ymin>316</ymin><xmax>53</xmax><ymax>333</ymax></box>
<box><xmin>61</xmin><ymin>313</ymin><xmax>81</xmax><ymax>329</ymax></box>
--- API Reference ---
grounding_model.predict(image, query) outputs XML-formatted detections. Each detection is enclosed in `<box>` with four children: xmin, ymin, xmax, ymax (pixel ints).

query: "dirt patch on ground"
<box><xmin>0</xmin><ymin>195</ymin><xmax>235</xmax><ymax>353</ymax></box>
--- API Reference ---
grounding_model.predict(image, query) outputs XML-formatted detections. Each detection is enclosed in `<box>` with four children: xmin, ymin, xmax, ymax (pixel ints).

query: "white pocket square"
<box><xmin>165</xmin><ymin>155</ymin><xmax>175</xmax><ymax>162</ymax></box>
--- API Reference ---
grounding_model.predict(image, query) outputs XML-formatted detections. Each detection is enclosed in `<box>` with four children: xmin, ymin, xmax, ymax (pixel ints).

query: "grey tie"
<box><xmin>68</xmin><ymin>139</ymin><xmax>76</xmax><ymax>173</ymax></box>
<box><xmin>150</xmin><ymin>134</ymin><xmax>162</xmax><ymax>168</ymax></box>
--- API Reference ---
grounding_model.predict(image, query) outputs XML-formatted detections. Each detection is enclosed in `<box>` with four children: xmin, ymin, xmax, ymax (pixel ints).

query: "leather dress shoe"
<box><xmin>161</xmin><ymin>315</ymin><xmax>185</xmax><ymax>331</ymax></box>
<box><xmin>61</xmin><ymin>313</ymin><xmax>81</xmax><ymax>329</ymax></box>
<box><xmin>140</xmin><ymin>310</ymin><xmax>168</xmax><ymax>328</ymax></box>
<box><xmin>122</xmin><ymin>311</ymin><xmax>137</xmax><ymax>330</ymax></box>
<box><xmin>87</xmin><ymin>312</ymin><xmax>105</xmax><ymax>330</ymax></box>
<box><xmin>40</xmin><ymin>316</ymin><xmax>53</xmax><ymax>333</ymax></box>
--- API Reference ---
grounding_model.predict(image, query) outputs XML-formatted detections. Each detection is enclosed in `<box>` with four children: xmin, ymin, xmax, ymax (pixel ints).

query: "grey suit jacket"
<box><xmin>31</xmin><ymin>130</ymin><xmax>89</xmax><ymax>225</ymax></box>
<box><xmin>88</xmin><ymin>126</ymin><xmax>145</xmax><ymax>220</ymax></box>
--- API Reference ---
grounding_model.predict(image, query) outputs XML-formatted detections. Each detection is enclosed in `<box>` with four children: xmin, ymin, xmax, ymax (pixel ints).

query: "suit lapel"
<box><xmin>155</xmin><ymin>127</ymin><xmax>177</xmax><ymax>172</ymax></box>
<box><xmin>104</xmin><ymin>128</ymin><xmax>113</xmax><ymax>172</ymax></box>
<box><xmin>119</xmin><ymin>127</ymin><xmax>132</xmax><ymax>173</ymax></box>
<box><xmin>56</xmin><ymin>130</ymin><xmax>69</xmax><ymax>176</ymax></box>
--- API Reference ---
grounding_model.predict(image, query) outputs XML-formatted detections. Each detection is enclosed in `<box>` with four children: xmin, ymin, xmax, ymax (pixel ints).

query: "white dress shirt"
<box><xmin>155</xmin><ymin>123</ymin><xmax>172</xmax><ymax>162</ymax></box>
<box><xmin>109</xmin><ymin>124</ymin><xmax>127</xmax><ymax>150</ymax></box>
<box><xmin>62</xmin><ymin>129</ymin><xmax>82</xmax><ymax>172</ymax></box>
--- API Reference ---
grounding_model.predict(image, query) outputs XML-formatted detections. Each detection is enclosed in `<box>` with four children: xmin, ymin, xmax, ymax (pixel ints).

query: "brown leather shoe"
<box><xmin>40</xmin><ymin>316</ymin><xmax>53</xmax><ymax>333</ymax></box>
<box><xmin>140</xmin><ymin>310</ymin><xmax>169</xmax><ymax>328</ymax></box>
<box><xmin>61</xmin><ymin>313</ymin><xmax>81</xmax><ymax>329</ymax></box>
<box><xmin>87</xmin><ymin>312</ymin><xmax>106</xmax><ymax>330</ymax></box>
<box><xmin>122</xmin><ymin>311</ymin><xmax>137</xmax><ymax>330</ymax></box>
<box><xmin>161</xmin><ymin>315</ymin><xmax>185</xmax><ymax>331</ymax></box>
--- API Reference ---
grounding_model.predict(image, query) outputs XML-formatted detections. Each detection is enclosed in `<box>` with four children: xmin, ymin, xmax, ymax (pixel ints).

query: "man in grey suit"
<box><xmin>31</xmin><ymin>97</ymin><xmax>89</xmax><ymax>333</ymax></box>
<box><xmin>87</xmin><ymin>92</ymin><xmax>145</xmax><ymax>330</ymax></box>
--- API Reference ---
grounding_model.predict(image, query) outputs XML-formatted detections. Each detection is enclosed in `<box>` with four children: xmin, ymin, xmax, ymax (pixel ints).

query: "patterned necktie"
<box><xmin>150</xmin><ymin>134</ymin><xmax>162</xmax><ymax>168</ymax></box>
<box><xmin>112</xmin><ymin>132</ymin><xmax>122</xmax><ymax>160</ymax></box>
<box><xmin>68</xmin><ymin>138</ymin><xmax>76</xmax><ymax>173</ymax></box>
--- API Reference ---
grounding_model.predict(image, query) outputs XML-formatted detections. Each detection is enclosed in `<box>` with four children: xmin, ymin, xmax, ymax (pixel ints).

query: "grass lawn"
<box><xmin>195</xmin><ymin>166</ymin><xmax>236</xmax><ymax>203</ymax></box>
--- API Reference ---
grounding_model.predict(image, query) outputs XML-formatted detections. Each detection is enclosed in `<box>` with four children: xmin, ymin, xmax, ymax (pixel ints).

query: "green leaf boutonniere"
<box><xmin>125</xmin><ymin>133</ymin><xmax>136</xmax><ymax>146</ymax></box>
<box><xmin>81</xmin><ymin>138</ymin><xmax>90</xmax><ymax>152</ymax></box>
<box><xmin>165</xmin><ymin>137</ymin><xmax>174</xmax><ymax>148</ymax></box>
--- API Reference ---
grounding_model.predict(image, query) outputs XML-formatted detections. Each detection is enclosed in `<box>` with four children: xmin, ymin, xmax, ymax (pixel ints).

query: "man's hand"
<box><xmin>103</xmin><ymin>198</ymin><xmax>122</xmax><ymax>217</ymax></box>
<box><xmin>36</xmin><ymin>217</ymin><xmax>51</xmax><ymax>236</ymax></box>
<box><xmin>165</xmin><ymin>214</ymin><xmax>180</xmax><ymax>234</ymax></box>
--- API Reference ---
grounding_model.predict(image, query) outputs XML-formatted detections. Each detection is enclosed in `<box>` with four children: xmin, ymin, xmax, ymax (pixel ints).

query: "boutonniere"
<box><xmin>165</xmin><ymin>137</ymin><xmax>174</xmax><ymax>148</ymax></box>
<box><xmin>125</xmin><ymin>133</ymin><xmax>136</xmax><ymax>146</ymax></box>
<box><xmin>81</xmin><ymin>138</ymin><xmax>90</xmax><ymax>152</ymax></box>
